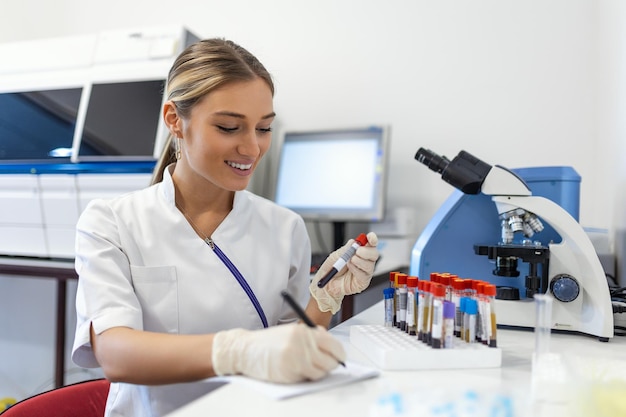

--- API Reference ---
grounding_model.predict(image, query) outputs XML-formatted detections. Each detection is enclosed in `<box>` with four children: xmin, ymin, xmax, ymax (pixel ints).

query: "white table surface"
<box><xmin>167</xmin><ymin>300</ymin><xmax>626</xmax><ymax>417</ymax></box>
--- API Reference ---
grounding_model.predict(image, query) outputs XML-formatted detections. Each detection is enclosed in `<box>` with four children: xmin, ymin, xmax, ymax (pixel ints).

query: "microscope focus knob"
<box><xmin>549</xmin><ymin>274</ymin><xmax>580</xmax><ymax>303</ymax></box>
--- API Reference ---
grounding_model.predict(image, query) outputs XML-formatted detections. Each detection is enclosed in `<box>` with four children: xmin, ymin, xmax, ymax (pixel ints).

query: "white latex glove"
<box><xmin>211</xmin><ymin>323</ymin><xmax>346</xmax><ymax>384</ymax></box>
<box><xmin>310</xmin><ymin>232</ymin><xmax>379</xmax><ymax>314</ymax></box>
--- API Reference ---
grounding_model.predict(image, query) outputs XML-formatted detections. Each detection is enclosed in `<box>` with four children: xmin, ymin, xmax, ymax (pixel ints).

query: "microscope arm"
<box><xmin>480</xmin><ymin>165</ymin><xmax>533</xmax><ymax>197</ymax></box>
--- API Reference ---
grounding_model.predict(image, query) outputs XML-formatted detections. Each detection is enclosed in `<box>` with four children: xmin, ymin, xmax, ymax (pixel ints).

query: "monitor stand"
<box><xmin>332</xmin><ymin>221</ymin><xmax>347</xmax><ymax>250</ymax></box>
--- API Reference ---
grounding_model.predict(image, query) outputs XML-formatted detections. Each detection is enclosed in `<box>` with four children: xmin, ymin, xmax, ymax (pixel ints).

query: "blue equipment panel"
<box><xmin>0</xmin><ymin>160</ymin><xmax>156</xmax><ymax>175</ymax></box>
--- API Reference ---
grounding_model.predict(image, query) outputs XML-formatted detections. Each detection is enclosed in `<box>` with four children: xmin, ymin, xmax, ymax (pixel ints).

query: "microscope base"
<box><xmin>495</xmin><ymin>298</ymin><xmax>613</xmax><ymax>341</ymax></box>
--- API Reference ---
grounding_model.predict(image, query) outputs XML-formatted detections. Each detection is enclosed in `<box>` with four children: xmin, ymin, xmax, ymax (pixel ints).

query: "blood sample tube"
<box><xmin>397</xmin><ymin>273</ymin><xmax>408</xmax><ymax>331</ymax></box>
<box><xmin>465</xmin><ymin>279</ymin><xmax>476</xmax><ymax>298</ymax></box>
<box><xmin>451</xmin><ymin>278</ymin><xmax>465</xmax><ymax>337</ymax></box>
<box><xmin>417</xmin><ymin>280</ymin><xmax>426</xmax><ymax>341</ymax></box>
<box><xmin>389</xmin><ymin>272</ymin><xmax>398</xmax><ymax>327</ymax></box>
<box><xmin>389</xmin><ymin>271</ymin><xmax>398</xmax><ymax>288</ymax></box>
<box><xmin>317</xmin><ymin>233</ymin><xmax>368</xmax><ymax>288</ymax></box>
<box><xmin>439</xmin><ymin>274</ymin><xmax>452</xmax><ymax>301</ymax></box>
<box><xmin>465</xmin><ymin>298</ymin><xmax>478</xmax><ymax>343</ymax></box>
<box><xmin>383</xmin><ymin>287</ymin><xmax>395</xmax><ymax>327</ymax></box>
<box><xmin>476</xmin><ymin>282</ymin><xmax>485</xmax><ymax>343</ymax></box>
<box><xmin>394</xmin><ymin>273</ymin><xmax>401</xmax><ymax>328</ymax></box>
<box><xmin>406</xmin><ymin>276</ymin><xmax>419</xmax><ymax>335</ymax></box>
<box><xmin>422</xmin><ymin>281</ymin><xmax>432</xmax><ymax>344</ymax></box>
<box><xmin>484</xmin><ymin>284</ymin><xmax>498</xmax><ymax>347</ymax></box>
<box><xmin>443</xmin><ymin>300</ymin><xmax>455</xmax><ymax>348</ymax></box>
<box><xmin>460</xmin><ymin>297</ymin><xmax>468</xmax><ymax>342</ymax></box>
<box><xmin>430</xmin><ymin>283</ymin><xmax>446</xmax><ymax>349</ymax></box>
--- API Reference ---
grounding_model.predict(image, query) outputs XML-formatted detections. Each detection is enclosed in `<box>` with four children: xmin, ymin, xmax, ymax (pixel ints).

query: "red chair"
<box><xmin>1</xmin><ymin>379</ymin><xmax>109</xmax><ymax>417</ymax></box>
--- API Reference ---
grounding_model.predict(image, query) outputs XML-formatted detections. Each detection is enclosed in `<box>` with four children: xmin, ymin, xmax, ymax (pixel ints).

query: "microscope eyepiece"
<box><xmin>414</xmin><ymin>148</ymin><xmax>450</xmax><ymax>174</ymax></box>
<box><xmin>415</xmin><ymin>147</ymin><xmax>492</xmax><ymax>194</ymax></box>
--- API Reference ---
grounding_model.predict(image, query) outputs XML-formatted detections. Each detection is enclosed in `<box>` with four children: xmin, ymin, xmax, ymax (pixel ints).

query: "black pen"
<box><xmin>280</xmin><ymin>290</ymin><xmax>346</xmax><ymax>367</ymax></box>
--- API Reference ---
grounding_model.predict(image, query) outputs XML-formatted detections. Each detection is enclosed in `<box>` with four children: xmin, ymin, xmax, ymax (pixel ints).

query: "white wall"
<box><xmin>0</xmin><ymin>0</ymin><xmax>617</xmax><ymax>231</ymax></box>
<box><xmin>596</xmin><ymin>0</ymin><xmax>626</xmax><ymax>285</ymax></box>
<box><xmin>1</xmin><ymin>0</ymin><xmax>625</xmax><ymax>399</ymax></box>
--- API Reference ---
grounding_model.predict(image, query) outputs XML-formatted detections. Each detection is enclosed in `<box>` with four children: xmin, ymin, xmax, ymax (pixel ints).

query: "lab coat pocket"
<box><xmin>130</xmin><ymin>265</ymin><xmax>179</xmax><ymax>333</ymax></box>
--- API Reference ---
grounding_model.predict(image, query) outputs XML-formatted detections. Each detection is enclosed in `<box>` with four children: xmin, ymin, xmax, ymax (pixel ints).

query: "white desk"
<box><xmin>168</xmin><ymin>300</ymin><xmax>626</xmax><ymax>417</ymax></box>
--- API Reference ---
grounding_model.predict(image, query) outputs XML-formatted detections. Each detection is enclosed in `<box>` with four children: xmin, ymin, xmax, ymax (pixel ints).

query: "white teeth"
<box><xmin>227</xmin><ymin>161</ymin><xmax>252</xmax><ymax>170</ymax></box>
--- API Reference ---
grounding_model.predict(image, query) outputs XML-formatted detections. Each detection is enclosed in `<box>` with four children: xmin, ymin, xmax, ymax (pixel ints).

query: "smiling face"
<box><xmin>166</xmin><ymin>78</ymin><xmax>275</xmax><ymax>194</ymax></box>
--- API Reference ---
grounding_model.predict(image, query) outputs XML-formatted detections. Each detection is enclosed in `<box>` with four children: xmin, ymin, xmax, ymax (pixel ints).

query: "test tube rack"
<box><xmin>350</xmin><ymin>325</ymin><xmax>502</xmax><ymax>371</ymax></box>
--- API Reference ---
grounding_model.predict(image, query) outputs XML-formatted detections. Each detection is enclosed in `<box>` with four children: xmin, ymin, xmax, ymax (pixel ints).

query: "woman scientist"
<box><xmin>71</xmin><ymin>38</ymin><xmax>379</xmax><ymax>417</ymax></box>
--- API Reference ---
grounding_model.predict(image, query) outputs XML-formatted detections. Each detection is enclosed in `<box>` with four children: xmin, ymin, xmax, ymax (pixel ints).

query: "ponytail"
<box><xmin>150</xmin><ymin>135</ymin><xmax>176</xmax><ymax>185</ymax></box>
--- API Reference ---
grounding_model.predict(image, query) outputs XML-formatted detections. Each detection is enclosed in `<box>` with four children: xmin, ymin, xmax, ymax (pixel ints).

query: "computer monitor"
<box><xmin>76</xmin><ymin>79</ymin><xmax>165</xmax><ymax>161</ymax></box>
<box><xmin>273</xmin><ymin>125</ymin><xmax>390</xmax><ymax>226</ymax></box>
<box><xmin>0</xmin><ymin>88</ymin><xmax>82</xmax><ymax>160</ymax></box>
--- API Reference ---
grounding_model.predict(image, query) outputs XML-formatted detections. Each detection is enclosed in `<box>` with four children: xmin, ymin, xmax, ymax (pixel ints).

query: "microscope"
<box><xmin>413</xmin><ymin>148</ymin><xmax>614</xmax><ymax>341</ymax></box>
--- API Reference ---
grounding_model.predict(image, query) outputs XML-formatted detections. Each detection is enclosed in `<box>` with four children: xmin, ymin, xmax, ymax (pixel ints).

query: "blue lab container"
<box><xmin>410</xmin><ymin>166</ymin><xmax>581</xmax><ymax>298</ymax></box>
<box><xmin>512</xmin><ymin>166</ymin><xmax>580</xmax><ymax>221</ymax></box>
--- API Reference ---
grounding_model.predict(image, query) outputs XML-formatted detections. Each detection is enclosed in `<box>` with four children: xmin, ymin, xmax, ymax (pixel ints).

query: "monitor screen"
<box><xmin>273</xmin><ymin>126</ymin><xmax>390</xmax><ymax>222</ymax></box>
<box><xmin>77</xmin><ymin>79</ymin><xmax>165</xmax><ymax>160</ymax></box>
<box><xmin>0</xmin><ymin>88</ymin><xmax>82</xmax><ymax>160</ymax></box>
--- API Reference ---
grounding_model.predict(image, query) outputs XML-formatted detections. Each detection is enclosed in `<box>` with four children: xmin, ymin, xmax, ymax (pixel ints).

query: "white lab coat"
<box><xmin>71</xmin><ymin>165</ymin><xmax>311</xmax><ymax>417</ymax></box>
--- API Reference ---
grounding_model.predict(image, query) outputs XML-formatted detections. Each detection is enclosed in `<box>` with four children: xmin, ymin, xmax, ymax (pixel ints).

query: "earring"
<box><xmin>175</xmin><ymin>137</ymin><xmax>182</xmax><ymax>160</ymax></box>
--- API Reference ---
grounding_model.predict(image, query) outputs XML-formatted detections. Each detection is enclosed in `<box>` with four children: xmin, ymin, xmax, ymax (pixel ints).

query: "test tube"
<box><xmin>472</xmin><ymin>280</ymin><xmax>483</xmax><ymax>343</ymax></box>
<box><xmin>459</xmin><ymin>297</ymin><xmax>467</xmax><ymax>340</ymax></box>
<box><xmin>388</xmin><ymin>272</ymin><xmax>398</xmax><ymax>327</ymax></box>
<box><xmin>406</xmin><ymin>276</ymin><xmax>419</xmax><ymax>335</ymax></box>
<box><xmin>383</xmin><ymin>287</ymin><xmax>395</xmax><ymax>327</ymax></box>
<box><xmin>451</xmin><ymin>278</ymin><xmax>464</xmax><ymax>337</ymax></box>
<box><xmin>439</xmin><ymin>274</ymin><xmax>452</xmax><ymax>301</ymax></box>
<box><xmin>484</xmin><ymin>284</ymin><xmax>498</xmax><ymax>347</ymax></box>
<box><xmin>532</xmin><ymin>293</ymin><xmax>566</xmax><ymax>405</ymax></box>
<box><xmin>417</xmin><ymin>280</ymin><xmax>426</xmax><ymax>341</ymax></box>
<box><xmin>476</xmin><ymin>282</ymin><xmax>485</xmax><ymax>343</ymax></box>
<box><xmin>316</xmin><ymin>233</ymin><xmax>368</xmax><ymax>288</ymax></box>
<box><xmin>422</xmin><ymin>281</ymin><xmax>433</xmax><ymax>344</ymax></box>
<box><xmin>430</xmin><ymin>283</ymin><xmax>446</xmax><ymax>349</ymax></box>
<box><xmin>443</xmin><ymin>300</ymin><xmax>455</xmax><ymax>348</ymax></box>
<box><xmin>534</xmin><ymin>293</ymin><xmax>553</xmax><ymax>356</ymax></box>
<box><xmin>397</xmin><ymin>274</ymin><xmax>408</xmax><ymax>331</ymax></box>
<box><xmin>388</xmin><ymin>271</ymin><xmax>398</xmax><ymax>288</ymax></box>
<box><xmin>465</xmin><ymin>298</ymin><xmax>478</xmax><ymax>343</ymax></box>
<box><xmin>394</xmin><ymin>273</ymin><xmax>401</xmax><ymax>328</ymax></box>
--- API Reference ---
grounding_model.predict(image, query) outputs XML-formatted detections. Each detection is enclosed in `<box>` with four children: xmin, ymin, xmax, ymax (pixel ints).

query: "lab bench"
<box><xmin>167</xmin><ymin>300</ymin><xmax>626</xmax><ymax>417</ymax></box>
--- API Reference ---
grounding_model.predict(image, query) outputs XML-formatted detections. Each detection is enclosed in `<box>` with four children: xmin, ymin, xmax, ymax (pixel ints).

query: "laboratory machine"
<box><xmin>0</xmin><ymin>26</ymin><xmax>199</xmax><ymax>258</ymax></box>
<box><xmin>411</xmin><ymin>148</ymin><xmax>614</xmax><ymax>341</ymax></box>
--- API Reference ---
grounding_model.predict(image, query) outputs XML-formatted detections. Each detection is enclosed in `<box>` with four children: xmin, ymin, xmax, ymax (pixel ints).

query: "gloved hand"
<box><xmin>211</xmin><ymin>323</ymin><xmax>346</xmax><ymax>383</ymax></box>
<box><xmin>310</xmin><ymin>232</ymin><xmax>379</xmax><ymax>314</ymax></box>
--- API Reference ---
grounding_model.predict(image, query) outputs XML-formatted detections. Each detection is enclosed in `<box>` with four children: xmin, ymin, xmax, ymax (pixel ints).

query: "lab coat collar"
<box><xmin>159</xmin><ymin>163</ymin><xmax>246</xmax><ymax>215</ymax></box>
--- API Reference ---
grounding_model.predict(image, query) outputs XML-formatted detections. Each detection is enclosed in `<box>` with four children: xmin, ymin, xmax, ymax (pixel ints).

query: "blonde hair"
<box><xmin>150</xmin><ymin>38</ymin><xmax>274</xmax><ymax>184</ymax></box>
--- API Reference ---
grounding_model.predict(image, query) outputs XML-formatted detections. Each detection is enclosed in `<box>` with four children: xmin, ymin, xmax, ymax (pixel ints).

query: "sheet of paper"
<box><xmin>222</xmin><ymin>361</ymin><xmax>380</xmax><ymax>400</ymax></box>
